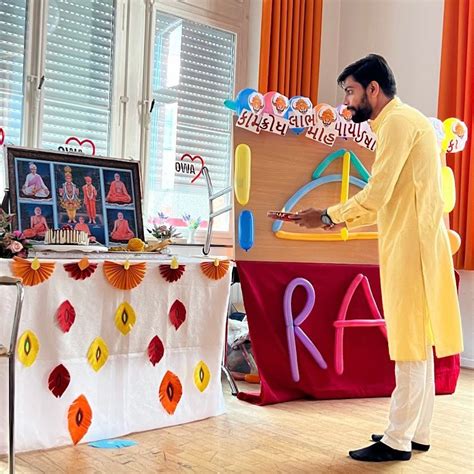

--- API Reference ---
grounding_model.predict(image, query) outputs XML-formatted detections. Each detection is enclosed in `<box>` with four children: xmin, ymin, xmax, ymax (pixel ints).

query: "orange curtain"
<box><xmin>438</xmin><ymin>0</ymin><xmax>474</xmax><ymax>269</ymax></box>
<box><xmin>259</xmin><ymin>0</ymin><xmax>323</xmax><ymax>104</ymax></box>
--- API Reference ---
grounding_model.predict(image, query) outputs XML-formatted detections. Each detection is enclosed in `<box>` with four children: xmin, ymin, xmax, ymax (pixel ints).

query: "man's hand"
<box><xmin>290</xmin><ymin>208</ymin><xmax>345</xmax><ymax>231</ymax></box>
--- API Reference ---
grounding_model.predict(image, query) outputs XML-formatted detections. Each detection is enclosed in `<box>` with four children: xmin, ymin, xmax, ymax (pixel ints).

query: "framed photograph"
<box><xmin>5</xmin><ymin>146</ymin><xmax>143</xmax><ymax>246</ymax></box>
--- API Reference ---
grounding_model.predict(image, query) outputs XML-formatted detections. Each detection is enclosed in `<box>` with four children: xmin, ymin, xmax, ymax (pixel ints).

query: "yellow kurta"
<box><xmin>328</xmin><ymin>97</ymin><xmax>463</xmax><ymax>361</ymax></box>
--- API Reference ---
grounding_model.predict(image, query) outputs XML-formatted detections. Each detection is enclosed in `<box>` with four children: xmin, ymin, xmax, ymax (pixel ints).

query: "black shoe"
<box><xmin>371</xmin><ymin>434</ymin><xmax>430</xmax><ymax>451</ymax></box>
<box><xmin>349</xmin><ymin>441</ymin><xmax>411</xmax><ymax>462</ymax></box>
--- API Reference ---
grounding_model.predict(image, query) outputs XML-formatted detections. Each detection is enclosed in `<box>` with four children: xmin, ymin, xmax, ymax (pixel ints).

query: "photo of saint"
<box><xmin>110</xmin><ymin>212</ymin><xmax>135</xmax><ymax>241</ymax></box>
<box><xmin>21</xmin><ymin>162</ymin><xmax>50</xmax><ymax>198</ymax></box>
<box><xmin>75</xmin><ymin>216</ymin><xmax>91</xmax><ymax>236</ymax></box>
<box><xmin>59</xmin><ymin>166</ymin><xmax>81</xmax><ymax>223</ymax></box>
<box><xmin>82</xmin><ymin>176</ymin><xmax>98</xmax><ymax>224</ymax></box>
<box><xmin>106</xmin><ymin>173</ymin><xmax>132</xmax><ymax>204</ymax></box>
<box><xmin>22</xmin><ymin>207</ymin><xmax>49</xmax><ymax>239</ymax></box>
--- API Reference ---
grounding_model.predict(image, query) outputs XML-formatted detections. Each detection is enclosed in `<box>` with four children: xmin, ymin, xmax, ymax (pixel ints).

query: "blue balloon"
<box><xmin>224</xmin><ymin>88</ymin><xmax>259</xmax><ymax>115</ymax></box>
<box><xmin>289</xmin><ymin>95</ymin><xmax>313</xmax><ymax>135</ymax></box>
<box><xmin>238</xmin><ymin>210</ymin><xmax>254</xmax><ymax>251</ymax></box>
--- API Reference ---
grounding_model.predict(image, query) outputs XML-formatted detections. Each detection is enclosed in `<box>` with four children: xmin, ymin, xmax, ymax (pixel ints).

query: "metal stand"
<box><xmin>0</xmin><ymin>276</ymin><xmax>25</xmax><ymax>474</ymax></box>
<box><xmin>202</xmin><ymin>167</ymin><xmax>232</xmax><ymax>256</ymax></box>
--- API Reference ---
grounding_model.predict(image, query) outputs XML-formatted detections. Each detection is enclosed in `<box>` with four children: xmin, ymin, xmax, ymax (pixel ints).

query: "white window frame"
<box><xmin>8</xmin><ymin>0</ymin><xmax>248</xmax><ymax>248</ymax></box>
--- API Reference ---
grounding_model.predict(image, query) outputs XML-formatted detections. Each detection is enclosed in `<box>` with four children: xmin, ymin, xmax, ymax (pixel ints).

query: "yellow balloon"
<box><xmin>234</xmin><ymin>144</ymin><xmax>251</xmax><ymax>205</ymax></box>
<box><xmin>441</xmin><ymin>166</ymin><xmax>456</xmax><ymax>213</ymax></box>
<box><xmin>448</xmin><ymin>229</ymin><xmax>461</xmax><ymax>255</ymax></box>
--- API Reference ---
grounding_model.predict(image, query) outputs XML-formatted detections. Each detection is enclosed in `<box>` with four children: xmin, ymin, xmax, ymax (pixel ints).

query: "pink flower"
<box><xmin>8</xmin><ymin>240</ymin><xmax>23</xmax><ymax>253</ymax></box>
<box><xmin>12</xmin><ymin>230</ymin><xmax>23</xmax><ymax>238</ymax></box>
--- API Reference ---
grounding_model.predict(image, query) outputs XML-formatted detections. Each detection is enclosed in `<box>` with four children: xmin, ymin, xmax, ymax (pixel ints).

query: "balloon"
<box><xmin>429</xmin><ymin>117</ymin><xmax>445</xmax><ymax>147</ymax></box>
<box><xmin>340</xmin><ymin>151</ymin><xmax>351</xmax><ymax>203</ymax></box>
<box><xmin>441</xmin><ymin>166</ymin><xmax>456</xmax><ymax>213</ymax></box>
<box><xmin>263</xmin><ymin>91</ymin><xmax>289</xmax><ymax>117</ymax></box>
<box><xmin>333</xmin><ymin>274</ymin><xmax>387</xmax><ymax>375</ymax></box>
<box><xmin>238</xmin><ymin>210</ymin><xmax>254</xmax><ymax>251</ymax></box>
<box><xmin>312</xmin><ymin>149</ymin><xmax>370</xmax><ymax>183</ymax></box>
<box><xmin>234</xmin><ymin>144</ymin><xmax>251</xmax><ymax>205</ymax></box>
<box><xmin>224</xmin><ymin>88</ymin><xmax>264</xmax><ymax>116</ymax></box>
<box><xmin>448</xmin><ymin>229</ymin><xmax>461</xmax><ymax>255</ymax></box>
<box><xmin>283</xmin><ymin>278</ymin><xmax>327</xmax><ymax>382</ymax></box>
<box><xmin>289</xmin><ymin>96</ymin><xmax>313</xmax><ymax>135</ymax></box>
<box><xmin>441</xmin><ymin>117</ymin><xmax>468</xmax><ymax>153</ymax></box>
<box><xmin>275</xmin><ymin>229</ymin><xmax>378</xmax><ymax>241</ymax></box>
<box><xmin>272</xmin><ymin>174</ymin><xmax>367</xmax><ymax>233</ymax></box>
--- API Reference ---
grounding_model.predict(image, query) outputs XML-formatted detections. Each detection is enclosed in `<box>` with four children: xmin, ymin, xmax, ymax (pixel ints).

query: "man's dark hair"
<box><xmin>337</xmin><ymin>54</ymin><xmax>397</xmax><ymax>97</ymax></box>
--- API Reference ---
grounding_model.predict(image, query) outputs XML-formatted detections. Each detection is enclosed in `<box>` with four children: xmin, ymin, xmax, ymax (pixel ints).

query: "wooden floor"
<box><xmin>2</xmin><ymin>369</ymin><xmax>473</xmax><ymax>473</ymax></box>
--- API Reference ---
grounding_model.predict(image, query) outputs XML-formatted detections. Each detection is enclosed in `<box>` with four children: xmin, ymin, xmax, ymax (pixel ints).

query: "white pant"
<box><xmin>382</xmin><ymin>345</ymin><xmax>435</xmax><ymax>452</ymax></box>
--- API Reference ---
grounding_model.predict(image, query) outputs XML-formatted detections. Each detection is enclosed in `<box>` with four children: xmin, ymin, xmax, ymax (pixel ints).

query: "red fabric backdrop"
<box><xmin>236</xmin><ymin>261</ymin><xmax>460</xmax><ymax>405</ymax></box>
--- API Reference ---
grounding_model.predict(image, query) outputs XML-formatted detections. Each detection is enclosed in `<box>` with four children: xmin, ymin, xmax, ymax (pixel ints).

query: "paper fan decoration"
<box><xmin>48</xmin><ymin>364</ymin><xmax>71</xmax><ymax>398</ymax></box>
<box><xmin>159</xmin><ymin>370</ymin><xmax>182</xmax><ymax>415</ymax></box>
<box><xmin>148</xmin><ymin>335</ymin><xmax>165</xmax><ymax>366</ymax></box>
<box><xmin>17</xmin><ymin>330</ymin><xmax>39</xmax><ymax>367</ymax></box>
<box><xmin>194</xmin><ymin>360</ymin><xmax>211</xmax><ymax>392</ymax></box>
<box><xmin>200</xmin><ymin>259</ymin><xmax>230</xmax><ymax>280</ymax></box>
<box><xmin>159</xmin><ymin>256</ymin><xmax>186</xmax><ymax>283</ymax></box>
<box><xmin>103</xmin><ymin>260</ymin><xmax>147</xmax><ymax>290</ymax></box>
<box><xmin>115</xmin><ymin>302</ymin><xmax>136</xmax><ymax>335</ymax></box>
<box><xmin>87</xmin><ymin>337</ymin><xmax>109</xmax><ymax>372</ymax></box>
<box><xmin>12</xmin><ymin>256</ymin><xmax>55</xmax><ymax>286</ymax></box>
<box><xmin>169</xmin><ymin>300</ymin><xmax>186</xmax><ymax>330</ymax></box>
<box><xmin>64</xmin><ymin>257</ymin><xmax>98</xmax><ymax>280</ymax></box>
<box><xmin>68</xmin><ymin>394</ymin><xmax>92</xmax><ymax>445</ymax></box>
<box><xmin>56</xmin><ymin>300</ymin><xmax>76</xmax><ymax>333</ymax></box>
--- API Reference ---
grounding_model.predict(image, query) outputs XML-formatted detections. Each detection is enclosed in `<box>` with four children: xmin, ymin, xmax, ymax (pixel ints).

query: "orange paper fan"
<box><xmin>103</xmin><ymin>260</ymin><xmax>147</xmax><ymax>290</ymax></box>
<box><xmin>200</xmin><ymin>259</ymin><xmax>230</xmax><ymax>280</ymax></box>
<box><xmin>11</xmin><ymin>256</ymin><xmax>55</xmax><ymax>286</ymax></box>
<box><xmin>68</xmin><ymin>394</ymin><xmax>93</xmax><ymax>445</ymax></box>
<box><xmin>159</xmin><ymin>370</ymin><xmax>183</xmax><ymax>415</ymax></box>
<box><xmin>64</xmin><ymin>258</ymin><xmax>98</xmax><ymax>280</ymax></box>
<box><xmin>159</xmin><ymin>256</ymin><xmax>186</xmax><ymax>283</ymax></box>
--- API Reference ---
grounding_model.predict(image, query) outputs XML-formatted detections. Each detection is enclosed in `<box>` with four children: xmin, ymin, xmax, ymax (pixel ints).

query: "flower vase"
<box><xmin>187</xmin><ymin>228</ymin><xmax>196</xmax><ymax>244</ymax></box>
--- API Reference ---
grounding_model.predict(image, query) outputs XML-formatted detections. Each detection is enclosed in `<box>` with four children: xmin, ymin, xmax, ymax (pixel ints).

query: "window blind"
<box><xmin>41</xmin><ymin>0</ymin><xmax>115</xmax><ymax>155</ymax></box>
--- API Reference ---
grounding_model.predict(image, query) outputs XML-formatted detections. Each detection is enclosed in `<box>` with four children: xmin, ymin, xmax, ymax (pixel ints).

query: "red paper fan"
<box><xmin>159</xmin><ymin>257</ymin><xmax>186</xmax><ymax>283</ymax></box>
<box><xmin>147</xmin><ymin>335</ymin><xmax>165</xmax><ymax>366</ymax></box>
<box><xmin>68</xmin><ymin>394</ymin><xmax>92</xmax><ymax>445</ymax></box>
<box><xmin>48</xmin><ymin>364</ymin><xmax>71</xmax><ymax>398</ymax></box>
<box><xmin>64</xmin><ymin>258</ymin><xmax>98</xmax><ymax>280</ymax></box>
<box><xmin>169</xmin><ymin>300</ymin><xmax>186</xmax><ymax>330</ymax></box>
<box><xmin>56</xmin><ymin>300</ymin><xmax>76</xmax><ymax>333</ymax></box>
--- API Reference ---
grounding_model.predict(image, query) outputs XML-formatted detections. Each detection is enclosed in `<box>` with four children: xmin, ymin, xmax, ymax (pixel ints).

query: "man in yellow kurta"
<box><xmin>293</xmin><ymin>54</ymin><xmax>463</xmax><ymax>462</ymax></box>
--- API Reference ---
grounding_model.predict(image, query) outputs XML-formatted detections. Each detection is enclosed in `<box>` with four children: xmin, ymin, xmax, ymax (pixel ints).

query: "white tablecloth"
<box><xmin>0</xmin><ymin>257</ymin><xmax>231</xmax><ymax>453</ymax></box>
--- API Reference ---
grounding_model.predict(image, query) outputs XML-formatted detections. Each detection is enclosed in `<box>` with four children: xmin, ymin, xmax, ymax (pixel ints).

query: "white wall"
<box><xmin>319</xmin><ymin>0</ymin><xmax>444</xmax><ymax>117</ymax></box>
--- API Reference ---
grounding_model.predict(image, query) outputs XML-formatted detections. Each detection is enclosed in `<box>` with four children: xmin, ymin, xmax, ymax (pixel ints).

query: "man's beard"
<box><xmin>348</xmin><ymin>93</ymin><xmax>372</xmax><ymax>123</ymax></box>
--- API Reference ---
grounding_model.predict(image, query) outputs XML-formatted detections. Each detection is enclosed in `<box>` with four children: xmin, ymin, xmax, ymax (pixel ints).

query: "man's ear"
<box><xmin>368</xmin><ymin>81</ymin><xmax>380</xmax><ymax>97</ymax></box>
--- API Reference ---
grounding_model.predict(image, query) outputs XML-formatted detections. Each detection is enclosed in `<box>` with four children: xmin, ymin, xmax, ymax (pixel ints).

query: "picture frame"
<box><xmin>5</xmin><ymin>146</ymin><xmax>144</xmax><ymax>246</ymax></box>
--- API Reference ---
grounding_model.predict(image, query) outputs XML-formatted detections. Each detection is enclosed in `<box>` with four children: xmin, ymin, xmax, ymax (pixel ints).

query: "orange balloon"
<box><xmin>448</xmin><ymin>229</ymin><xmax>461</xmax><ymax>255</ymax></box>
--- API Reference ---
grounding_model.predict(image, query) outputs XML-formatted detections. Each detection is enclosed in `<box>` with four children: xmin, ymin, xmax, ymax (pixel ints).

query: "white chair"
<box><xmin>0</xmin><ymin>276</ymin><xmax>24</xmax><ymax>474</ymax></box>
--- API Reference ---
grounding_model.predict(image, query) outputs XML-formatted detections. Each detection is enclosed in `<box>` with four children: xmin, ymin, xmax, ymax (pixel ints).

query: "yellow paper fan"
<box><xmin>87</xmin><ymin>337</ymin><xmax>109</xmax><ymax>372</ymax></box>
<box><xmin>17</xmin><ymin>330</ymin><xmax>40</xmax><ymax>367</ymax></box>
<box><xmin>115</xmin><ymin>302</ymin><xmax>136</xmax><ymax>335</ymax></box>
<box><xmin>12</xmin><ymin>256</ymin><xmax>55</xmax><ymax>286</ymax></box>
<box><xmin>194</xmin><ymin>360</ymin><xmax>211</xmax><ymax>392</ymax></box>
<box><xmin>200</xmin><ymin>259</ymin><xmax>230</xmax><ymax>280</ymax></box>
<box><xmin>103</xmin><ymin>260</ymin><xmax>147</xmax><ymax>290</ymax></box>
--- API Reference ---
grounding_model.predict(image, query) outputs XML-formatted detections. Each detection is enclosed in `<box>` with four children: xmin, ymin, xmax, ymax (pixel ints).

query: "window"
<box><xmin>41</xmin><ymin>0</ymin><xmax>115</xmax><ymax>155</ymax></box>
<box><xmin>0</xmin><ymin>0</ymin><xmax>27</xmax><ymax>190</ymax></box>
<box><xmin>145</xmin><ymin>11</ymin><xmax>236</xmax><ymax>234</ymax></box>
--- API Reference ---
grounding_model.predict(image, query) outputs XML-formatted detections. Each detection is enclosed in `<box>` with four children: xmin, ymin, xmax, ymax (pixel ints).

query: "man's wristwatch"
<box><xmin>321</xmin><ymin>209</ymin><xmax>334</xmax><ymax>227</ymax></box>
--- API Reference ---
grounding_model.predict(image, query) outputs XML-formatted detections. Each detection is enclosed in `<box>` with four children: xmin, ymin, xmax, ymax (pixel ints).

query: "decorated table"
<box><xmin>0</xmin><ymin>255</ymin><xmax>231</xmax><ymax>453</ymax></box>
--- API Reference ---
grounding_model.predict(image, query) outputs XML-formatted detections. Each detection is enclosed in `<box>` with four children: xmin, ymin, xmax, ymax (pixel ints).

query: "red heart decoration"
<box><xmin>179</xmin><ymin>153</ymin><xmax>205</xmax><ymax>184</ymax></box>
<box><xmin>65</xmin><ymin>136</ymin><xmax>96</xmax><ymax>156</ymax></box>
